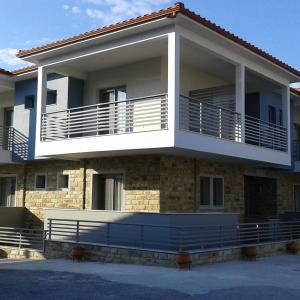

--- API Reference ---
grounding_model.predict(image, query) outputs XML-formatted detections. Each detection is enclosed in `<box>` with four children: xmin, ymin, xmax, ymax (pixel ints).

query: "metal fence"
<box><xmin>47</xmin><ymin>219</ymin><xmax>300</xmax><ymax>252</ymax></box>
<box><xmin>0</xmin><ymin>126</ymin><xmax>14</xmax><ymax>150</ymax></box>
<box><xmin>245</xmin><ymin>115</ymin><xmax>287</xmax><ymax>152</ymax></box>
<box><xmin>0</xmin><ymin>227</ymin><xmax>45</xmax><ymax>251</ymax></box>
<box><xmin>41</xmin><ymin>94</ymin><xmax>168</xmax><ymax>141</ymax></box>
<box><xmin>179</xmin><ymin>95</ymin><xmax>242</xmax><ymax>142</ymax></box>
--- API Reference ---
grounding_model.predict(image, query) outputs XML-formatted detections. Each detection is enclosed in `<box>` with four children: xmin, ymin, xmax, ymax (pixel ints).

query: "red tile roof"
<box><xmin>291</xmin><ymin>88</ymin><xmax>300</xmax><ymax>96</ymax></box>
<box><xmin>0</xmin><ymin>68</ymin><xmax>12</xmax><ymax>76</ymax></box>
<box><xmin>10</xmin><ymin>65</ymin><xmax>37</xmax><ymax>75</ymax></box>
<box><xmin>16</xmin><ymin>2</ymin><xmax>300</xmax><ymax>78</ymax></box>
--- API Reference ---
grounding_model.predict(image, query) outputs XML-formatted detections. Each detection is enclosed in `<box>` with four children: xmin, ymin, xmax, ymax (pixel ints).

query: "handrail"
<box><xmin>42</xmin><ymin>93</ymin><xmax>168</xmax><ymax>116</ymax></box>
<box><xmin>245</xmin><ymin>114</ymin><xmax>287</xmax><ymax>131</ymax></box>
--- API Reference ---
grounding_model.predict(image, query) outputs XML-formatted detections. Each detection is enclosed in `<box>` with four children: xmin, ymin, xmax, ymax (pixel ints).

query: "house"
<box><xmin>0</xmin><ymin>2</ymin><xmax>300</xmax><ymax>262</ymax></box>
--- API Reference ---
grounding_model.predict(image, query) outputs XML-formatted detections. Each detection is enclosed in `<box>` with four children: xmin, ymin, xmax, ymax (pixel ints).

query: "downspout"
<box><xmin>22</xmin><ymin>164</ymin><xmax>26</xmax><ymax>207</ymax></box>
<box><xmin>82</xmin><ymin>159</ymin><xmax>87</xmax><ymax>210</ymax></box>
<box><xmin>194</xmin><ymin>158</ymin><xmax>197</xmax><ymax>211</ymax></box>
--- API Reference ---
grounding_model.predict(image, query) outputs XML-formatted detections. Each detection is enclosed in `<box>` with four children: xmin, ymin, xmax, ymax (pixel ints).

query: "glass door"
<box><xmin>0</xmin><ymin>177</ymin><xmax>16</xmax><ymax>207</ymax></box>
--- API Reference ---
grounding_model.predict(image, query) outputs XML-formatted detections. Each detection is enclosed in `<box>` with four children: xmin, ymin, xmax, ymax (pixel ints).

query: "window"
<box><xmin>35</xmin><ymin>174</ymin><xmax>47</xmax><ymax>190</ymax></box>
<box><xmin>279</xmin><ymin>109</ymin><xmax>283</xmax><ymax>126</ymax></box>
<box><xmin>25</xmin><ymin>95</ymin><xmax>35</xmax><ymax>109</ymax></box>
<box><xmin>47</xmin><ymin>89</ymin><xmax>57</xmax><ymax>105</ymax></box>
<box><xmin>199</xmin><ymin>175</ymin><xmax>224</xmax><ymax>208</ymax></box>
<box><xmin>92</xmin><ymin>174</ymin><xmax>124</xmax><ymax>211</ymax></box>
<box><xmin>268</xmin><ymin>105</ymin><xmax>276</xmax><ymax>124</ymax></box>
<box><xmin>57</xmin><ymin>173</ymin><xmax>69</xmax><ymax>191</ymax></box>
<box><xmin>0</xmin><ymin>177</ymin><xmax>16</xmax><ymax>207</ymax></box>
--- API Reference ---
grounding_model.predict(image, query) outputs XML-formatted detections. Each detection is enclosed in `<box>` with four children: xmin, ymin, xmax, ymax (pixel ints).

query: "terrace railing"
<box><xmin>245</xmin><ymin>115</ymin><xmax>287</xmax><ymax>152</ymax></box>
<box><xmin>47</xmin><ymin>219</ymin><xmax>300</xmax><ymax>252</ymax></box>
<box><xmin>0</xmin><ymin>227</ymin><xmax>45</xmax><ymax>251</ymax></box>
<box><xmin>41</xmin><ymin>94</ymin><xmax>168</xmax><ymax>141</ymax></box>
<box><xmin>179</xmin><ymin>95</ymin><xmax>242</xmax><ymax>142</ymax></box>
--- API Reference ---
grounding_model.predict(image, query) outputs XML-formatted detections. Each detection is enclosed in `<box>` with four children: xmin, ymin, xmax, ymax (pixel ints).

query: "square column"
<box><xmin>168</xmin><ymin>32</ymin><xmax>180</xmax><ymax>132</ymax></box>
<box><xmin>36</xmin><ymin>66</ymin><xmax>47</xmax><ymax>144</ymax></box>
<box><xmin>235</xmin><ymin>64</ymin><xmax>245</xmax><ymax>143</ymax></box>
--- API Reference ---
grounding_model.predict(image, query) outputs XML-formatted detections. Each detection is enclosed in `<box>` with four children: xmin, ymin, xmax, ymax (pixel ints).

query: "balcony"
<box><xmin>41</xmin><ymin>94</ymin><xmax>168</xmax><ymax>142</ymax></box>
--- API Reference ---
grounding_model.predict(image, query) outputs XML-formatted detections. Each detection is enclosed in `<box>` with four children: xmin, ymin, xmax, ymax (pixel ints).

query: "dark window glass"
<box><xmin>200</xmin><ymin>176</ymin><xmax>210</xmax><ymax>206</ymax></box>
<box><xmin>58</xmin><ymin>174</ymin><xmax>69</xmax><ymax>190</ymax></box>
<box><xmin>213</xmin><ymin>178</ymin><xmax>223</xmax><ymax>206</ymax></box>
<box><xmin>35</xmin><ymin>175</ymin><xmax>46</xmax><ymax>189</ymax></box>
<box><xmin>279</xmin><ymin>109</ymin><xmax>283</xmax><ymax>126</ymax></box>
<box><xmin>25</xmin><ymin>95</ymin><xmax>35</xmax><ymax>109</ymax></box>
<box><xmin>268</xmin><ymin>105</ymin><xmax>276</xmax><ymax>124</ymax></box>
<box><xmin>47</xmin><ymin>90</ymin><xmax>57</xmax><ymax>105</ymax></box>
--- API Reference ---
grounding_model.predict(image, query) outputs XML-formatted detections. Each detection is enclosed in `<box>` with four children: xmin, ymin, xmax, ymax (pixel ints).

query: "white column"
<box><xmin>235</xmin><ymin>64</ymin><xmax>245</xmax><ymax>143</ymax></box>
<box><xmin>36</xmin><ymin>66</ymin><xmax>47</xmax><ymax>144</ymax></box>
<box><xmin>168</xmin><ymin>31</ymin><xmax>180</xmax><ymax>133</ymax></box>
<box><xmin>282</xmin><ymin>86</ymin><xmax>291</xmax><ymax>156</ymax></box>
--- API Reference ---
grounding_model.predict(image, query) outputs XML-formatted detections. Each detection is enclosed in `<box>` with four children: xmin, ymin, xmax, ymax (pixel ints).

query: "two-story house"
<box><xmin>0</xmin><ymin>2</ymin><xmax>300</xmax><ymax>232</ymax></box>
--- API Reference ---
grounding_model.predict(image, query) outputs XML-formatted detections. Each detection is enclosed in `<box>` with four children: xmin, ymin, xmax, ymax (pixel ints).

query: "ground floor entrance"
<box><xmin>0</xmin><ymin>176</ymin><xmax>16</xmax><ymax>207</ymax></box>
<box><xmin>244</xmin><ymin>175</ymin><xmax>277</xmax><ymax>221</ymax></box>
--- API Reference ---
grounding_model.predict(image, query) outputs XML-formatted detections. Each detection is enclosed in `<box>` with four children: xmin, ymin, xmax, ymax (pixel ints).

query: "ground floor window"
<box><xmin>0</xmin><ymin>177</ymin><xmax>16</xmax><ymax>207</ymax></box>
<box><xmin>35</xmin><ymin>174</ymin><xmax>47</xmax><ymax>190</ymax></box>
<box><xmin>199</xmin><ymin>175</ymin><xmax>224</xmax><ymax>208</ymax></box>
<box><xmin>92</xmin><ymin>174</ymin><xmax>124</xmax><ymax>211</ymax></box>
<box><xmin>57</xmin><ymin>173</ymin><xmax>69</xmax><ymax>191</ymax></box>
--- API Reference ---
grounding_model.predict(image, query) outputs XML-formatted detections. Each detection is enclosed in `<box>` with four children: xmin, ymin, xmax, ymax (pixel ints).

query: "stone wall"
<box><xmin>0</xmin><ymin>155</ymin><xmax>299</xmax><ymax>229</ymax></box>
<box><xmin>43</xmin><ymin>240</ymin><xmax>300</xmax><ymax>267</ymax></box>
<box><xmin>0</xmin><ymin>247</ymin><xmax>44</xmax><ymax>260</ymax></box>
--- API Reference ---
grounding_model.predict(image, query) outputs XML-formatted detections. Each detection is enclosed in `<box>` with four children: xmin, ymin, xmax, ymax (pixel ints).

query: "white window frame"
<box><xmin>57</xmin><ymin>172</ymin><xmax>70</xmax><ymax>191</ymax></box>
<box><xmin>34</xmin><ymin>173</ymin><xmax>47</xmax><ymax>191</ymax></box>
<box><xmin>198</xmin><ymin>174</ymin><xmax>224</xmax><ymax>209</ymax></box>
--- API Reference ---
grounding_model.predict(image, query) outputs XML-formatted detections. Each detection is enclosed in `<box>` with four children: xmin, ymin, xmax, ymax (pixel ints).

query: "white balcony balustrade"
<box><xmin>41</xmin><ymin>94</ymin><xmax>168</xmax><ymax>141</ymax></box>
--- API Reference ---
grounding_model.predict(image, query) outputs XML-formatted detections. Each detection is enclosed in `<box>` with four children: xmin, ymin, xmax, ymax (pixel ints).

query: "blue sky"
<box><xmin>0</xmin><ymin>0</ymin><xmax>299</xmax><ymax>82</ymax></box>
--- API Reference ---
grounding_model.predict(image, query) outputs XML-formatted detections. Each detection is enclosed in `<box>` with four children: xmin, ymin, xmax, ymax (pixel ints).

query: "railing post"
<box><xmin>48</xmin><ymin>219</ymin><xmax>52</xmax><ymax>240</ymax></box>
<box><xmin>106</xmin><ymin>223</ymin><xmax>110</xmax><ymax>245</ymax></box>
<box><xmin>76</xmin><ymin>220</ymin><xmax>80</xmax><ymax>243</ymax></box>
<box><xmin>19</xmin><ymin>230</ymin><xmax>22</xmax><ymax>249</ymax></box>
<box><xmin>140</xmin><ymin>225</ymin><xmax>144</xmax><ymax>248</ymax></box>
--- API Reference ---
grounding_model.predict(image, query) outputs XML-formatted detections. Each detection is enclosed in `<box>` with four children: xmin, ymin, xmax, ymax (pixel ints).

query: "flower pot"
<box><xmin>71</xmin><ymin>246</ymin><xmax>85</xmax><ymax>261</ymax></box>
<box><xmin>241</xmin><ymin>246</ymin><xmax>257</xmax><ymax>260</ymax></box>
<box><xmin>176</xmin><ymin>251</ymin><xmax>192</xmax><ymax>269</ymax></box>
<box><xmin>286</xmin><ymin>242</ymin><xmax>300</xmax><ymax>255</ymax></box>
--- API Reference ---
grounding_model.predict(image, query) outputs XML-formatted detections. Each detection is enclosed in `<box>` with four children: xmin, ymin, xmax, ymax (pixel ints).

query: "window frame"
<box><xmin>198</xmin><ymin>174</ymin><xmax>224</xmax><ymax>209</ymax></box>
<box><xmin>268</xmin><ymin>105</ymin><xmax>276</xmax><ymax>124</ymax></box>
<box><xmin>57</xmin><ymin>172</ymin><xmax>70</xmax><ymax>191</ymax></box>
<box><xmin>34</xmin><ymin>173</ymin><xmax>47</xmax><ymax>191</ymax></box>
<box><xmin>25</xmin><ymin>95</ymin><xmax>35</xmax><ymax>110</ymax></box>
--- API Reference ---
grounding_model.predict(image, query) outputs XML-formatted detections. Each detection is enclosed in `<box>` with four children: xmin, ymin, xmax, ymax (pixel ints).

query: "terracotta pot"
<box><xmin>71</xmin><ymin>246</ymin><xmax>85</xmax><ymax>261</ymax></box>
<box><xmin>241</xmin><ymin>246</ymin><xmax>257</xmax><ymax>260</ymax></box>
<box><xmin>176</xmin><ymin>251</ymin><xmax>192</xmax><ymax>269</ymax></box>
<box><xmin>286</xmin><ymin>242</ymin><xmax>300</xmax><ymax>255</ymax></box>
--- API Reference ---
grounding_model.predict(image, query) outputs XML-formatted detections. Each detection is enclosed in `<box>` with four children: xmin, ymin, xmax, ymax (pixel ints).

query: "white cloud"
<box><xmin>0</xmin><ymin>48</ymin><xmax>31</xmax><ymax>69</ymax></box>
<box><xmin>63</xmin><ymin>4</ymin><xmax>82</xmax><ymax>15</ymax></box>
<box><xmin>84</xmin><ymin>0</ymin><xmax>171</xmax><ymax>25</ymax></box>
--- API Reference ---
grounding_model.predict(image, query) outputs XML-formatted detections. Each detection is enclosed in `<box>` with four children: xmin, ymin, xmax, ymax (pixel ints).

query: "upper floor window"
<box><xmin>35</xmin><ymin>173</ymin><xmax>47</xmax><ymax>190</ymax></box>
<box><xmin>47</xmin><ymin>90</ymin><xmax>57</xmax><ymax>105</ymax></box>
<box><xmin>268</xmin><ymin>105</ymin><xmax>276</xmax><ymax>124</ymax></box>
<box><xmin>199</xmin><ymin>175</ymin><xmax>224</xmax><ymax>208</ymax></box>
<box><xmin>25</xmin><ymin>95</ymin><xmax>35</xmax><ymax>110</ymax></box>
<box><xmin>279</xmin><ymin>109</ymin><xmax>283</xmax><ymax>126</ymax></box>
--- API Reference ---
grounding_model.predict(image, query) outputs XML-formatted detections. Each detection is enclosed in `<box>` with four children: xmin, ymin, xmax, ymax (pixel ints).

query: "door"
<box><xmin>0</xmin><ymin>177</ymin><xmax>16</xmax><ymax>207</ymax></box>
<box><xmin>99</xmin><ymin>87</ymin><xmax>127</xmax><ymax>134</ymax></box>
<box><xmin>244</xmin><ymin>176</ymin><xmax>277</xmax><ymax>221</ymax></box>
<box><xmin>3</xmin><ymin>108</ymin><xmax>13</xmax><ymax>150</ymax></box>
<box><xmin>92</xmin><ymin>174</ymin><xmax>124</xmax><ymax>211</ymax></box>
<box><xmin>294</xmin><ymin>185</ymin><xmax>300</xmax><ymax>212</ymax></box>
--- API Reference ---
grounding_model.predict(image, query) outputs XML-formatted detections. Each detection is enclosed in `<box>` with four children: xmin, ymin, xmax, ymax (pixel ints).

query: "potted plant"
<box><xmin>286</xmin><ymin>242</ymin><xmax>300</xmax><ymax>255</ymax></box>
<box><xmin>176</xmin><ymin>251</ymin><xmax>192</xmax><ymax>269</ymax></box>
<box><xmin>71</xmin><ymin>245</ymin><xmax>85</xmax><ymax>261</ymax></box>
<box><xmin>241</xmin><ymin>246</ymin><xmax>257</xmax><ymax>260</ymax></box>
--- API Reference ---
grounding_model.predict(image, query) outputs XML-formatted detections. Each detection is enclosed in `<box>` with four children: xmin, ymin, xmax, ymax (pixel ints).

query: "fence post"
<box><xmin>106</xmin><ymin>223</ymin><xmax>110</xmax><ymax>245</ymax></box>
<box><xmin>140</xmin><ymin>225</ymin><xmax>144</xmax><ymax>248</ymax></box>
<box><xmin>76</xmin><ymin>220</ymin><xmax>80</xmax><ymax>243</ymax></box>
<box><xmin>48</xmin><ymin>219</ymin><xmax>52</xmax><ymax>240</ymax></box>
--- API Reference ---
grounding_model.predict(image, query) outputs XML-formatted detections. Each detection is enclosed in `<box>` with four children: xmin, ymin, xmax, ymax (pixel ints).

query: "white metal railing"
<box><xmin>245</xmin><ymin>115</ymin><xmax>287</xmax><ymax>152</ymax></box>
<box><xmin>41</xmin><ymin>94</ymin><xmax>168</xmax><ymax>141</ymax></box>
<box><xmin>0</xmin><ymin>227</ymin><xmax>45</xmax><ymax>250</ymax></box>
<box><xmin>47</xmin><ymin>218</ymin><xmax>300</xmax><ymax>252</ymax></box>
<box><xmin>179</xmin><ymin>95</ymin><xmax>242</xmax><ymax>142</ymax></box>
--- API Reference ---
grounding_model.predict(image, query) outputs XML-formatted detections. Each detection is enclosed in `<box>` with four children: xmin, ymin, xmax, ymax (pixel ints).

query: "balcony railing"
<box><xmin>245</xmin><ymin>115</ymin><xmax>287</xmax><ymax>152</ymax></box>
<box><xmin>0</xmin><ymin>126</ymin><xmax>14</xmax><ymax>150</ymax></box>
<box><xmin>41</xmin><ymin>94</ymin><xmax>168</xmax><ymax>141</ymax></box>
<box><xmin>179</xmin><ymin>95</ymin><xmax>242</xmax><ymax>142</ymax></box>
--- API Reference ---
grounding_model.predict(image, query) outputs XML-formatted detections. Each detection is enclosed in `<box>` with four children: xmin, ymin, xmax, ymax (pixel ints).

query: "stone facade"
<box><xmin>0</xmin><ymin>154</ymin><xmax>299</xmax><ymax>228</ymax></box>
<box><xmin>0</xmin><ymin>247</ymin><xmax>44</xmax><ymax>260</ymax></box>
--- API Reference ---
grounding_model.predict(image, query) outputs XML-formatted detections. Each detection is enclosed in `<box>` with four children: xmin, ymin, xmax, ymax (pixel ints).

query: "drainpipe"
<box><xmin>22</xmin><ymin>164</ymin><xmax>27</xmax><ymax>207</ymax></box>
<box><xmin>194</xmin><ymin>159</ymin><xmax>197</xmax><ymax>211</ymax></box>
<box><xmin>82</xmin><ymin>159</ymin><xmax>86</xmax><ymax>210</ymax></box>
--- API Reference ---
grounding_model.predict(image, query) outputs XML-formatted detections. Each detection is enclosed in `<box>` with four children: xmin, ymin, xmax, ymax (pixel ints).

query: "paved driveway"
<box><xmin>0</xmin><ymin>255</ymin><xmax>300</xmax><ymax>299</ymax></box>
